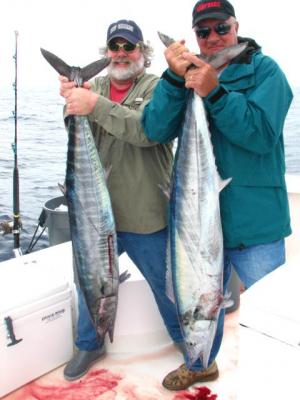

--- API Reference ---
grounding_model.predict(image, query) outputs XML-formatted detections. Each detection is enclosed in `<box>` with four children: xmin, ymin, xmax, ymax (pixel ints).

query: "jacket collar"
<box><xmin>219</xmin><ymin>37</ymin><xmax>261</xmax><ymax>89</ymax></box>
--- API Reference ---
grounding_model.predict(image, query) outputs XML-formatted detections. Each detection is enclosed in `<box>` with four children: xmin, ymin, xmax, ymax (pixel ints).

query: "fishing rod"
<box><xmin>12</xmin><ymin>30</ymin><xmax>22</xmax><ymax>257</ymax></box>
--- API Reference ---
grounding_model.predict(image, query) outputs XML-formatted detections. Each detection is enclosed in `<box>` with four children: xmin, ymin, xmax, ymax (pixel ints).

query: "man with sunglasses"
<box><xmin>58</xmin><ymin>19</ymin><xmax>183</xmax><ymax>381</ymax></box>
<box><xmin>142</xmin><ymin>0</ymin><xmax>293</xmax><ymax>391</ymax></box>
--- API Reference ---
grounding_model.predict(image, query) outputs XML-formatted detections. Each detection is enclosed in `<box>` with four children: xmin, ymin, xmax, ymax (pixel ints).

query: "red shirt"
<box><xmin>110</xmin><ymin>81</ymin><xmax>132</xmax><ymax>103</ymax></box>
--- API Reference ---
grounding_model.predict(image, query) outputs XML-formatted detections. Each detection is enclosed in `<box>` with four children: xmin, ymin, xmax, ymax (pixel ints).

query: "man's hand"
<box><xmin>59</xmin><ymin>76</ymin><xmax>98</xmax><ymax>115</ymax></box>
<box><xmin>183</xmin><ymin>53</ymin><xmax>219</xmax><ymax>97</ymax></box>
<box><xmin>164</xmin><ymin>40</ymin><xmax>192</xmax><ymax>77</ymax></box>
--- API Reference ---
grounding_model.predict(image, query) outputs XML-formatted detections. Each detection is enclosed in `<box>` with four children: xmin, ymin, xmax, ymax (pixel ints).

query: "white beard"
<box><xmin>107</xmin><ymin>55</ymin><xmax>145</xmax><ymax>81</ymax></box>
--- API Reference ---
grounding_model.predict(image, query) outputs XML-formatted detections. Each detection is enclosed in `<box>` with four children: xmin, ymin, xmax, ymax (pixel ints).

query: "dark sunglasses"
<box><xmin>107</xmin><ymin>41</ymin><xmax>140</xmax><ymax>52</ymax></box>
<box><xmin>195</xmin><ymin>23</ymin><xmax>232</xmax><ymax>39</ymax></box>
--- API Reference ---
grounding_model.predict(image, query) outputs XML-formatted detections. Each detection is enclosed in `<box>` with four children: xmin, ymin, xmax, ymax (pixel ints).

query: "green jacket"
<box><xmin>88</xmin><ymin>71</ymin><xmax>173</xmax><ymax>233</ymax></box>
<box><xmin>142</xmin><ymin>38</ymin><xmax>293</xmax><ymax>248</ymax></box>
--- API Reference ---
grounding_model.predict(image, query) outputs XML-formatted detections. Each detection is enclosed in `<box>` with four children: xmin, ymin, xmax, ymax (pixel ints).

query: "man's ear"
<box><xmin>235</xmin><ymin>21</ymin><xmax>239</xmax><ymax>34</ymax></box>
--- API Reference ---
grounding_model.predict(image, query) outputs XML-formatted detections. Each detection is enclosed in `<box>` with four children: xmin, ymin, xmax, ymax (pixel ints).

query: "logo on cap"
<box><xmin>197</xmin><ymin>1</ymin><xmax>221</xmax><ymax>12</ymax></box>
<box><xmin>110</xmin><ymin>23</ymin><xmax>135</xmax><ymax>35</ymax></box>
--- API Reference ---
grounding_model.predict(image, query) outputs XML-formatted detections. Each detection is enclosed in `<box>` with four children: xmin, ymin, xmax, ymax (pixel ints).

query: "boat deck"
<box><xmin>1</xmin><ymin>244</ymin><xmax>299</xmax><ymax>400</ymax></box>
<box><xmin>1</xmin><ymin>175</ymin><xmax>299</xmax><ymax>400</ymax></box>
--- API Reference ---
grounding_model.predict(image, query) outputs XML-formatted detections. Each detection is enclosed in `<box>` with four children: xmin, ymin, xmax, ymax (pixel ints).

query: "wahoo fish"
<box><xmin>41</xmin><ymin>49</ymin><xmax>119</xmax><ymax>343</ymax></box>
<box><xmin>159</xmin><ymin>34</ymin><xmax>247</xmax><ymax>368</ymax></box>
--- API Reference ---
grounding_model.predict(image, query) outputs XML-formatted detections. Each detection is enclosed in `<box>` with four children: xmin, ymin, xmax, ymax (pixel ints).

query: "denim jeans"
<box><xmin>75</xmin><ymin>228</ymin><xmax>183</xmax><ymax>351</ymax></box>
<box><xmin>224</xmin><ymin>239</ymin><xmax>286</xmax><ymax>289</ymax></box>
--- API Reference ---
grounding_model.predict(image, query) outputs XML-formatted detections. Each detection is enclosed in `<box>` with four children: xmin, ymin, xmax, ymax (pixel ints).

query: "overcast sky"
<box><xmin>1</xmin><ymin>0</ymin><xmax>299</xmax><ymax>89</ymax></box>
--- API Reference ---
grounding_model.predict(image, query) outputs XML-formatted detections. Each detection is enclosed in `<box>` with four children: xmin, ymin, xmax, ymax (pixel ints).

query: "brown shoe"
<box><xmin>162</xmin><ymin>361</ymin><xmax>219</xmax><ymax>391</ymax></box>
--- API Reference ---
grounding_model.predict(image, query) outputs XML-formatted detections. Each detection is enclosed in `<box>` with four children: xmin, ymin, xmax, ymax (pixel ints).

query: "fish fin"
<box><xmin>40</xmin><ymin>48</ymin><xmax>72</xmax><ymax>78</ymax></box>
<box><xmin>104</xmin><ymin>164</ymin><xmax>113</xmax><ymax>181</ymax></box>
<box><xmin>41</xmin><ymin>48</ymin><xmax>110</xmax><ymax>82</ymax></box>
<box><xmin>157</xmin><ymin>31</ymin><xmax>175</xmax><ymax>47</ymax></box>
<box><xmin>222</xmin><ymin>291</ymin><xmax>234</xmax><ymax>309</ymax></box>
<box><xmin>81</xmin><ymin>58</ymin><xmax>111</xmax><ymax>82</ymax></box>
<box><xmin>119</xmin><ymin>270</ymin><xmax>131</xmax><ymax>284</ymax></box>
<box><xmin>108</xmin><ymin>322</ymin><xmax>115</xmax><ymax>343</ymax></box>
<box><xmin>158</xmin><ymin>183</ymin><xmax>171</xmax><ymax>200</ymax></box>
<box><xmin>58</xmin><ymin>182</ymin><xmax>66</xmax><ymax>196</ymax></box>
<box><xmin>218</xmin><ymin>176</ymin><xmax>232</xmax><ymax>192</ymax></box>
<box><xmin>185</xmin><ymin>320</ymin><xmax>217</xmax><ymax>369</ymax></box>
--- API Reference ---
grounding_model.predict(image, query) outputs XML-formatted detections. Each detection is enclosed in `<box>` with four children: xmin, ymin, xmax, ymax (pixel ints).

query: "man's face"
<box><xmin>195</xmin><ymin>17</ymin><xmax>239</xmax><ymax>57</ymax></box>
<box><xmin>106</xmin><ymin>38</ymin><xmax>145</xmax><ymax>81</ymax></box>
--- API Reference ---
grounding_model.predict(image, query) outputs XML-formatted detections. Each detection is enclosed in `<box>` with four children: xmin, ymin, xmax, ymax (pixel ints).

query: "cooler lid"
<box><xmin>0</xmin><ymin>260</ymin><xmax>70</xmax><ymax>315</ymax></box>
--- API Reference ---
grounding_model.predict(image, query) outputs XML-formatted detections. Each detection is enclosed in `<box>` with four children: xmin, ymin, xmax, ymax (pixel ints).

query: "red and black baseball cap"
<box><xmin>192</xmin><ymin>0</ymin><xmax>236</xmax><ymax>27</ymax></box>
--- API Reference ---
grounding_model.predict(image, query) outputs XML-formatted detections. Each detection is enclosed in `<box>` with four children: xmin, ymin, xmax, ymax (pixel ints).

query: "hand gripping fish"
<box><xmin>41</xmin><ymin>49</ymin><xmax>119</xmax><ymax>344</ymax></box>
<box><xmin>158</xmin><ymin>33</ymin><xmax>247</xmax><ymax>368</ymax></box>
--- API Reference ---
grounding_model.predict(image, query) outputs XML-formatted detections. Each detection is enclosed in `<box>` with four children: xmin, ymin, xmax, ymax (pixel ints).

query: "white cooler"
<box><xmin>0</xmin><ymin>257</ymin><xmax>73</xmax><ymax>397</ymax></box>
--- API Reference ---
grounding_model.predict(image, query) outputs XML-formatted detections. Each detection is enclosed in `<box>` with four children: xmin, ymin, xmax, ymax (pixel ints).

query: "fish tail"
<box><xmin>199</xmin><ymin>351</ymin><xmax>210</xmax><ymax>370</ymax></box>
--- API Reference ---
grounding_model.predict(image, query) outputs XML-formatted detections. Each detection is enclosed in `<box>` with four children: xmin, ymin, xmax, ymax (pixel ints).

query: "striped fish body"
<box><xmin>156</xmin><ymin>36</ymin><xmax>246</xmax><ymax>369</ymax></box>
<box><xmin>40</xmin><ymin>49</ymin><xmax>117</xmax><ymax>343</ymax></box>
<box><xmin>66</xmin><ymin>114</ymin><xmax>119</xmax><ymax>343</ymax></box>
<box><xmin>169</xmin><ymin>92</ymin><xmax>225</xmax><ymax>368</ymax></box>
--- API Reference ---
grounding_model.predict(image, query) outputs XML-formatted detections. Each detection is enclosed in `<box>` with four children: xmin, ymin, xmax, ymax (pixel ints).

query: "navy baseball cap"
<box><xmin>107</xmin><ymin>19</ymin><xmax>144</xmax><ymax>44</ymax></box>
<box><xmin>192</xmin><ymin>0</ymin><xmax>236</xmax><ymax>27</ymax></box>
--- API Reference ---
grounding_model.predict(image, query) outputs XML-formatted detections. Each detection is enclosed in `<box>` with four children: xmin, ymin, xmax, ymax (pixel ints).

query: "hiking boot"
<box><xmin>63</xmin><ymin>347</ymin><xmax>106</xmax><ymax>381</ymax></box>
<box><xmin>162</xmin><ymin>361</ymin><xmax>219</xmax><ymax>391</ymax></box>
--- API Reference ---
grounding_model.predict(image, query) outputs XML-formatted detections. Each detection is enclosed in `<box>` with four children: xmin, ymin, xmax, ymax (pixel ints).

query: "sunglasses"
<box><xmin>195</xmin><ymin>23</ymin><xmax>232</xmax><ymax>39</ymax></box>
<box><xmin>107</xmin><ymin>41</ymin><xmax>140</xmax><ymax>52</ymax></box>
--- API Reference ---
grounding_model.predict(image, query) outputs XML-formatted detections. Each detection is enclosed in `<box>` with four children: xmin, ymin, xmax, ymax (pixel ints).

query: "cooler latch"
<box><xmin>4</xmin><ymin>316</ymin><xmax>23</xmax><ymax>346</ymax></box>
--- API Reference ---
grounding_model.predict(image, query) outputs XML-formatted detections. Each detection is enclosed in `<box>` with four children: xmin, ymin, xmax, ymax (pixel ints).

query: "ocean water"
<box><xmin>0</xmin><ymin>86</ymin><xmax>300</xmax><ymax>262</ymax></box>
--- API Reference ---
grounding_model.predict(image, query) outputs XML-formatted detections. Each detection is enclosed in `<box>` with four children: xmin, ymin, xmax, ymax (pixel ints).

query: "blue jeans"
<box><xmin>224</xmin><ymin>239</ymin><xmax>286</xmax><ymax>289</ymax></box>
<box><xmin>75</xmin><ymin>229</ymin><xmax>183</xmax><ymax>350</ymax></box>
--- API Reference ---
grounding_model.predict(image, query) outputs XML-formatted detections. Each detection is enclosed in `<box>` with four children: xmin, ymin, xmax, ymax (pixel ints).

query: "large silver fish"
<box><xmin>158</xmin><ymin>33</ymin><xmax>246</xmax><ymax>368</ymax></box>
<box><xmin>41</xmin><ymin>49</ymin><xmax>119</xmax><ymax>343</ymax></box>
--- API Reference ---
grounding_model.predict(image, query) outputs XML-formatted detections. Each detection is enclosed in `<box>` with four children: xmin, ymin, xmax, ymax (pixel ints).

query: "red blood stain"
<box><xmin>173</xmin><ymin>386</ymin><xmax>218</xmax><ymax>400</ymax></box>
<box><xmin>18</xmin><ymin>368</ymin><xmax>123</xmax><ymax>400</ymax></box>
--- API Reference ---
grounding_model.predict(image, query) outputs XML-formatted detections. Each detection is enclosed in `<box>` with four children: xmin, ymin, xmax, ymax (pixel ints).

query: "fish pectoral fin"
<box><xmin>222</xmin><ymin>291</ymin><xmax>234</xmax><ymax>309</ymax></box>
<box><xmin>218</xmin><ymin>176</ymin><xmax>232</xmax><ymax>192</ymax></box>
<box><xmin>157</xmin><ymin>183</ymin><xmax>171</xmax><ymax>200</ymax></box>
<box><xmin>58</xmin><ymin>182</ymin><xmax>66</xmax><ymax>196</ymax></box>
<box><xmin>119</xmin><ymin>270</ymin><xmax>131</xmax><ymax>284</ymax></box>
<box><xmin>104</xmin><ymin>164</ymin><xmax>113</xmax><ymax>181</ymax></box>
<box><xmin>40</xmin><ymin>48</ymin><xmax>72</xmax><ymax>78</ymax></box>
<box><xmin>81</xmin><ymin>58</ymin><xmax>111</xmax><ymax>82</ymax></box>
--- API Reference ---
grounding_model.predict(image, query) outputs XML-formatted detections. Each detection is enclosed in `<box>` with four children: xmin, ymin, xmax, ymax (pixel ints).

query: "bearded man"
<box><xmin>59</xmin><ymin>19</ymin><xmax>181</xmax><ymax>382</ymax></box>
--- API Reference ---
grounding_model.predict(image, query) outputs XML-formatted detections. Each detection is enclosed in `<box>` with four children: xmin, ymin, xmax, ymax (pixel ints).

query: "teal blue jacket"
<box><xmin>142</xmin><ymin>38</ymin><xmax>293</xmax><ymax>248</ymax></box>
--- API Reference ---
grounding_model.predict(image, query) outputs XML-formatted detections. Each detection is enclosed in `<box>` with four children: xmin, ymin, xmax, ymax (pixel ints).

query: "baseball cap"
<box><xmin>192</xmin><ymin>0</ymin><xmax>236</xmax><ymax>27</ymax></box>
<box><xmin>107</xmin><ymin>19</ymin><xmax>143</xmax><ymax>44</ymax></box>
